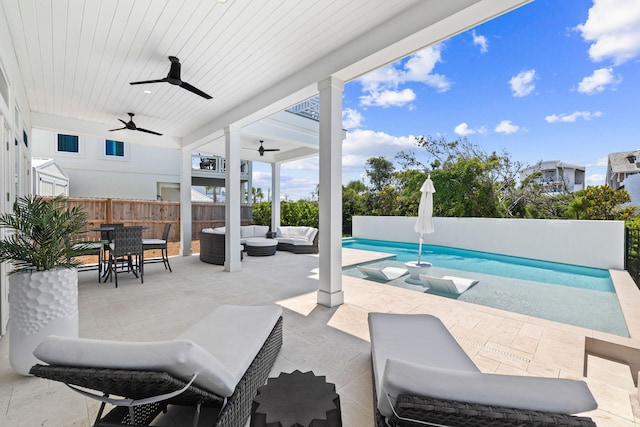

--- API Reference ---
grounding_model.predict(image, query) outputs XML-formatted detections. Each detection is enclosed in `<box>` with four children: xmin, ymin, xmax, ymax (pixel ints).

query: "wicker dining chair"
<box><xmin>142</xmin><ymin>223</ymin><xmax>172</xmax><ymax>272</ymax></box>
<box><xmin>108</xmin><ymin>226</ymin><xmax>143</xmax><ymax>287</ymax></box>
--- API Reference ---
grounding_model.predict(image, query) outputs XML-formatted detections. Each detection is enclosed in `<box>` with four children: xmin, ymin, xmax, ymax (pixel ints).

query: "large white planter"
<box><xmin>9</xmin><ymin>268</ymin><xmax>78</xmax><ymax>375</ymax></box>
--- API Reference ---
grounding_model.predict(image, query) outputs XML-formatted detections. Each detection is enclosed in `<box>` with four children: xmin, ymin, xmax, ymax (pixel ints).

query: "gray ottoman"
<box><xmin>246</xmin><ymin>238</ymin><xmax>278</xmax><ymax>256</ymax></box>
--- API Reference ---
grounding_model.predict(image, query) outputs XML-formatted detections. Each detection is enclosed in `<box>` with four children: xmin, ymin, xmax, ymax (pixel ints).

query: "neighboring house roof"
<box><xmin>608</xmin><ymin>151</ymin><xmax>640</xmax><ymax>174</ymax></box>
<box><xmin>191</xmin><ymin>188</ymin><xmax>213</xmax><ymax>203</ymax></box>
<box><xmin>31</xmin><ymin>157</ymin><xmax>69</xmax><ymax>180</ymax></box>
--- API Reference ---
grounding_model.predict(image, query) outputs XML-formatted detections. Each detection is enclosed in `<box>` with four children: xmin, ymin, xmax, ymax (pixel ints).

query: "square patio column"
<box><xmin>224</xmin><ymin>126</ymin><xmax>242</xmax><ymax>272</ymax></box>
<box><xmin>317</xmin><ymin>76</ymin><xmax>344</xmax><ymax>307</ymax></box>
<box><xmin>271</xmin><ymin>162</ymin><xmax>281</xmax><ymax>232</ymax></box>
<box><xmin>180</xmin><ymin>148</ymin><xmax>192</xmax><ymax>256</ymax></box>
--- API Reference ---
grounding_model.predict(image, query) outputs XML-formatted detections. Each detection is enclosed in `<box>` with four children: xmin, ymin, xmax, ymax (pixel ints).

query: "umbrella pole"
<box><xmin>417</xmin><ymin>236</ymin><xmax>423</xmax><ymax>264</ymax></box>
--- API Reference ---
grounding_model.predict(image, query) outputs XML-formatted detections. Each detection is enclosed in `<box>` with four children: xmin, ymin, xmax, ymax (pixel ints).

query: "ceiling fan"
<box><xmin>129</xmin><ymin>56</ymin><xmax>212</xmax><ymax>99</ymax></box>
<box><xmin>258</xmin><ymin>140</ymin><xmax>280</xmax><ymax>157</ymax></box>
<box><xmin>109</xmin><ymin>113</ymin><xmax>163</xmax><ymax>136</ymax></box>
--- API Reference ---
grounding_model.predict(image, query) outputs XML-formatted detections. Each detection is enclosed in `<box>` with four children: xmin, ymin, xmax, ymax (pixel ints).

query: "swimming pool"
<box><xmin>342</xmin><ymin>238</ymin><xmax>629</xmax><ymax>336</ymax></box>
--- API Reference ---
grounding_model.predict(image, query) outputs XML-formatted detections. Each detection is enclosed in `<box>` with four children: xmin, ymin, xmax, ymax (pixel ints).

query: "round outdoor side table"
<box><xmin>251</xmin><ymin>370</ymin><xmax>342</xmax><ymax>427</ymax></box>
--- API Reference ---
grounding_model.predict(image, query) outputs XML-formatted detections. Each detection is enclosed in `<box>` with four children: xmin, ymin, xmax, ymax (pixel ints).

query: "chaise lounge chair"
<box><xmin>358</xmin><ymin>265</ymin><xmax>409</xmax><ymax>281</ymax></box>
<box><xmin>419</xmin><ymin>274</ymin><xmax>478</xmax><ymax>295</ymax></box>
<box><xmin>369</xmin><ymin>312</ymin><xmax>597</xmax><ymax>427</ymax></box>
<box><xmin>30</xmin><ymin>304</ymin><xmax>283</xmax><ymax>427</ymax></box>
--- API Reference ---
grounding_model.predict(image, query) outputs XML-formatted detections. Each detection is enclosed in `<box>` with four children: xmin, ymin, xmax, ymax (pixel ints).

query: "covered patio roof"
<box><xmin>0</xmin><ymin>0</ymin><xmax>533</xmax><ymax>307</ymax></box>
<box><xmin>1</xmin><ymin>0</ymin><xmax>531</xmax><ymax>156</ymax></box>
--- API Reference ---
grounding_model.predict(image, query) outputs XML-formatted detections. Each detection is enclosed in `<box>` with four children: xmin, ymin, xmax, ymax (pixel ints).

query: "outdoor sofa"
<box><xmin>199</xmin><ymin>230</ymin><xmax>245</xmax><ymax>265</ymax></box>
<box><xmin>275</xmin><ymin>226</ymin><xmax>319</xmax><ymax>254</ymax></box>
<box><xmin>30</xmin><ymin>304</ymin><xmax>283</xmax><ymax>427</ymax></box>
<box><xmin>369</xmin><ymin>312</ymin><xmax>597</xmax><ymax>427</ymax></box>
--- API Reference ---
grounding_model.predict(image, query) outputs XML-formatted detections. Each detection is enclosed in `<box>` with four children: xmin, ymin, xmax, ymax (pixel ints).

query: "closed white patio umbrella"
<box><xmin>415</xmin><ymin>175</ymin><xmax>435</xmax><ymax>265</ymax></box>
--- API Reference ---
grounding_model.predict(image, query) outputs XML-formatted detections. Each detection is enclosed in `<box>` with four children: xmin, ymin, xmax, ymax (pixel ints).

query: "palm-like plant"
<box><xmin>0</xmin><ymin>195</ymin><xmax>89</xmax><ymax>272</ymax></box>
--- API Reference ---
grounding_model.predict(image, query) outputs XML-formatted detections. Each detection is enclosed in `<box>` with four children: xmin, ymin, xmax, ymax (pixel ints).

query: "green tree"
<box><xmin>566</xmin><ymin>186</ymin><xmax>632</xmax><ymax>220</ymax></box>
<box><xmin>394</xmin><ymin>170</ymin><xmax>427</xmax><ymax>216</ymax></box>
<box><xmin>251</xmin><ymin>187</ymin><xmax>264</xmax><ymax>203</ymax></box>
<box><xmin>342</xmin><ymin>181</ymin><xmax>368</xmax><ymax>235</ymax></box>
<box><xmin>397</xmin><ymin>135</ymin><xmax>524</xmax><ymax>218</ymax></box>
<box><xmin>365</xmin><ymin>156</ymin><xmax>395</xmax><ymax>192</ymax></box>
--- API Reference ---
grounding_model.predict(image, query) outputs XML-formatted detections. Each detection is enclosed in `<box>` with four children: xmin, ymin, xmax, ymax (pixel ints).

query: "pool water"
<box><xmin>342</xmin><ymin>238</ymin><xmax>629</xmax><ymax>337</ymax></box>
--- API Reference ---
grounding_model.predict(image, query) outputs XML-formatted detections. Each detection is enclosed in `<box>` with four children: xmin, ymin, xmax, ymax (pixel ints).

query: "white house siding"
<box><xmin>31</xmin><ymin>129</ymin><xmax>180</xmax><ymax>200</ymax></box>
<box><xmin>352</xmin><ymin>216</ymin><xmax>624</xmax><ymax>270</ymax></box>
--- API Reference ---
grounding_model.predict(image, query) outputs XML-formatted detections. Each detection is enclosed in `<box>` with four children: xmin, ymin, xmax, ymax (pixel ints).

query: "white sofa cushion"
<box><xmin>178</xmin><ymin>304</ymin><xmax>282</xmax><ymax>387</ymax></box>
<box><xmin>379</xmin><ymin>358</ymin><xmax>598</xmax><ymax>417</ymax></box>
<box><xmin>275</xmin><ymin>226</ymin><xmax>318</xmax><ymax>246</ymax></box>
<box><xmin>34</xmin><ymin>336</ymin><xmax>237</xmax><ymax>397</ymax></box>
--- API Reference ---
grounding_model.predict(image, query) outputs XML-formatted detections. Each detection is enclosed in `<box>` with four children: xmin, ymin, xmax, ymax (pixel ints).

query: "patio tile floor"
<box><xmin>1</xmin><ymin>249</ymin><xmax>639</xmax><ymax>426</ymax></box>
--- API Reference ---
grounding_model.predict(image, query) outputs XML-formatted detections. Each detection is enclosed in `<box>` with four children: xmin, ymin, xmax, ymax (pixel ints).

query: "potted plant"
<box><xmin>0</xmin><ymin>195</ymin><xmax>89</xmax><ymax>375</ymax></box>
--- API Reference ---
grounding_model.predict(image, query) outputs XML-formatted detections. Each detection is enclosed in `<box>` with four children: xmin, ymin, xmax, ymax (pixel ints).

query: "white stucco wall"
<box><xmin>352</xmin><ymin>216</ymin><xmax>625</xmax><ymax>270</ymax></box>
<box><xmin>31</xmin><ymin>129</ymin><xmax>180</xmax><ymax>200</ymax></box>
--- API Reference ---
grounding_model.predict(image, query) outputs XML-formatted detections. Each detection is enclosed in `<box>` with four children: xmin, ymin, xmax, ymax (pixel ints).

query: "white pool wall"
<box><xmin>352</xmin><ymin>216</ymin><xmax>624</xmax><ymax>270</ymax></box>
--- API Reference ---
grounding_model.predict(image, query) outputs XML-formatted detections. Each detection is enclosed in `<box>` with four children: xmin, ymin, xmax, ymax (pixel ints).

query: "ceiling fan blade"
<box><xmin>129</xmin><ymin>78</ymin><xmax>168</xmax><ymax>85</ymax></box>
<box><xmin>108</xmin><ymin>127</ymin><xmax>126</xmax><ymax>132</ymax></box>
<box><xmin>118</xmin><ymin>119</ymin><xmax>128</xmax><ymax>125</ymax></box>
<box><xmin>263</xmin><ymin>148</ymin><xmax>280</xmax><ymax>152</ymax></box>
<box><xmin>180</xmin><ymin>81</ymin><xmax>213</xmax><ymax>99</ymax></box>
<box><xmin>136</xmin><ymin>127</ymin><xmax>163</xmax><ymax>136</ymax></box>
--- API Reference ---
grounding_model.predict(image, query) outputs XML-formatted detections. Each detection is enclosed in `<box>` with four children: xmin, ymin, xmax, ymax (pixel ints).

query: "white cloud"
<box><xmin>588</xmin><ymin>157</ymin><xmax>608</xmax><ymax>167</ymax></box>
<box><xmin>360</xmin><ymin>88</ymin><xmax>416</xmax><ymax>108</ymax></box>
<box><xmin>454</xmin><ymin>122</ymin><xmax>488</xmax><ymax>136</ymax></box>
<box><xmin>472</xmin><ymin>30</ymin><xmax>488</xmax><ymax>53</ymax></box>
<box><xmin>586</xmin><ymin>173</ymin><xmax>606</xmax><ymax>186</ymax></box>
<box><xmin>576</xmin><ymin>67</ymin><xmax>621</xmax><ymax>94</ymax></box>
<box><xmin>508</xmin><ymin>69</ymin><xmax>536</xmax><ymax>97</ymax></box>
<box><xmin>545</xmin><ymin>111</ymin><xmax>603</xmax><ymax>123</ymax></box>
<box><xmin>494</xmin><ymin>120</ymin><xmax>522</xmax><ymax>134</ymax></box>
<box><xmin>357</xmin><ymin>45</ymin><xmax>452</xmax><ymax>107</ymax></box>
<box><xmin>575</xmin><ymin>0</ymin><xmax>640</xmax><ymax>65</ymax></box>
<box><xmin>342</xmin><ymin>129</ymin><xmax>416</xmax><ymax>173</ymax></box>
<box><xmin>342</xmin><ymin>108</ymin><xmax>364</xmax><ymax>129</ymax></box>
<box><xmin>282</xmin><ymin>157</ymin><xmax>319</xmax><ymax>171</ymax></box>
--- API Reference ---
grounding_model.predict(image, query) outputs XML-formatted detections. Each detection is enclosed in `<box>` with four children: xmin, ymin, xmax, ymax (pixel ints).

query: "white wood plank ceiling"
<box><xmin>0</xmin><ymin>0</ymin><xmax>531</xmax><ymax>156</ymax></box>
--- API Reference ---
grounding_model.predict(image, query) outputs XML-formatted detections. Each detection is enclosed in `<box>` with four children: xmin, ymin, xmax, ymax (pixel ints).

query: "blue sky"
<box><xmin>252</xmin><ymin>0</ymin><xmax>640</xmax><ymax>201</ymax></box>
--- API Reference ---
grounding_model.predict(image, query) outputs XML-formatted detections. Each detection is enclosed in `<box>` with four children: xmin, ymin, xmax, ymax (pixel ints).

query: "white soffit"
<box><xmin>1</xmin><ymin>0</ymin><xmax>531</xmax><ymax>155</ymax></box>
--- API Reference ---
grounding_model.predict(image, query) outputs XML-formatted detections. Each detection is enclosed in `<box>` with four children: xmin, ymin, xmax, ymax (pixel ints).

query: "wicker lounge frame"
<box><xmin>276</xmin><ymin>232</ymin><xmax>319</xmax><ymax>254</ymax></box>
<box><xmin>371</xmin><ymin>370</ymin><xmax>597</xmax><ymax>427</ymax></box>
<box><xmin>199</xmin><ymin>231</ymin><xmax>243</xmax><ymax>265</ymax></box>
<box><xmin>30</xmin><ymin>317</ymin><xmax>283</xmax><ymax>427</ymax></box>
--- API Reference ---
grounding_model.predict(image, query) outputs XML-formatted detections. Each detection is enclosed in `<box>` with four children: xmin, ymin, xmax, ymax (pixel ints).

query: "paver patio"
<box><xmin>1</xmin><ymin>249</ymin><xmax>638</xmax><ymax>426</ymax></box>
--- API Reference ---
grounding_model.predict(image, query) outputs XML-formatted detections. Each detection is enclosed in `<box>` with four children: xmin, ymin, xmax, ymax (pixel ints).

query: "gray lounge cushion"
<box><xmin>178</xmin><ymin>304</ymin><xmax>282</xmax><ymax>386</ymax></box>
<box><xmin>34</xmin><ymin>336</ymin><xmax>237</xmax><ymax>397</ymax></box>
<box><xmin>369</xmin><ymin>313</ymin><xmax>479</xmax><ymax>404</ymax></box>
<box><xmin>380</xmin><ymin>358</ymin><xmax>598</xmax><ymax>417</ymax></box>
<box><xmin>34</xmin><ymin>304</ymin><xmax>283</xmax><ymax>398</ymax></box>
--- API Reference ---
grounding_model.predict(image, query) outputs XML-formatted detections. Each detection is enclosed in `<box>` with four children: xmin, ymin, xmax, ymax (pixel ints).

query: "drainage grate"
<box><xmin>455</xmin><ymin>336</ymin><xmax>531</xmax><ymax>363</ymax></box>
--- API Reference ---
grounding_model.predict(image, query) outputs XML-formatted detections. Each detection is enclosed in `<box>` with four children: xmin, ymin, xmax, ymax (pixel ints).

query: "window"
<box><xmin>57</xmin><ymin>134</ymin><xmax>79</xmax><ymax>153</ymax></box>
<box><xmin>23</xmin><ymin>130</ymin><xmax>27</xmax><ymax>147</ymax></box>
<box><xmin>105</xmin><ymin>139</ymin><xmax>124</xmax><ymax>157</ymax></box>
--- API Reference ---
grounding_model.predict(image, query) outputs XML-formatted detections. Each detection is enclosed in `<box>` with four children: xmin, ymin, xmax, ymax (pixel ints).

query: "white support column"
<box><xmin>224</xmin><ymin>126</ymin><xmax>242</xmax><ymax>271</ymax></box>
<box><xmin>179</xmin><ymin>148</ymin><xmax>192</xmax><ymax>256</ymax></box>
<box><xmin>317</xmin><ymin>76</ymin><xmax>344</xmax><ymax>307</ymax></box>
<box><xmin>271</xmin><ymin>162</ymin><xmax>281</xmax><ymax>232</ymax></box>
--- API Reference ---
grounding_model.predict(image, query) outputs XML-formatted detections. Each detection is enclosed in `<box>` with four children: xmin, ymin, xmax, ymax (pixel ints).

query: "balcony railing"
<box><xmin>286</xmin><ymin>96</ymin><xmax>319</xmax><ymax>121</ymax></box>
<box><xmin>192</xmin><ymin>154</ymin><xmax>250</xmax><ymax>177</ymax></box>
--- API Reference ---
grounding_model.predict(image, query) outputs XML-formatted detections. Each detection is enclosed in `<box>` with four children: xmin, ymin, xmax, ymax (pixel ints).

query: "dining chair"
<box><xmin>142</xmin><ymin>223</ymin><xmax>172</xmax><ymax>272</ymax></box>
<box><xmin>108</xmin><ymin>226</ymin><xmax>143</xmax><ymax>287</ymax></box>
<box><xmin>99</xmin><ymin>223</ymin><xmax>124</xmax><ymax>281</ymax></box>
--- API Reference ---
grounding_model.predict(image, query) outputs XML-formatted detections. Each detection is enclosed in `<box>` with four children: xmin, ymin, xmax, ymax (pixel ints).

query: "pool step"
<box><xmin>584</xmin><ymin>355</ymin><xmax>638</xmax><ymax>423</ymax></box>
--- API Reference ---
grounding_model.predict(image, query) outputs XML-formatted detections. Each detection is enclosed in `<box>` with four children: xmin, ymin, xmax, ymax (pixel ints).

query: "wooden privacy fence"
<box><xmin>61</xmin><ymin>197</ymin><xmax>252</xmax><ymax>242</ymax></box>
